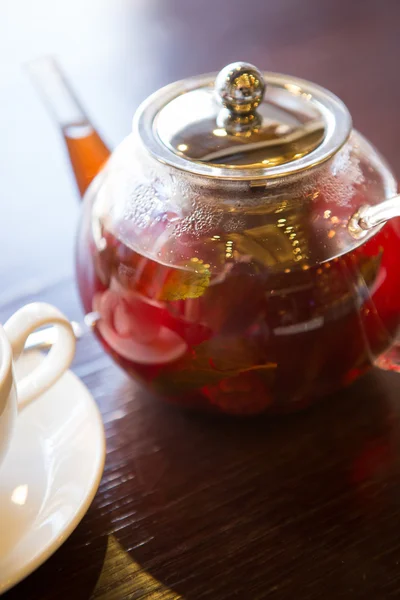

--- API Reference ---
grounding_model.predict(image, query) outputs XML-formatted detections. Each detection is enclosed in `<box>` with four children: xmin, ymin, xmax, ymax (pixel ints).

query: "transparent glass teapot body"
<box><xmin>29</xmin><ymin>58</ymin><xmax>400</xmax><ymax>415</ymax></box>
<box><xmin>76</xmin><ymin>130</ymin><xmax>400</xmax><ymax>415</ymax></box>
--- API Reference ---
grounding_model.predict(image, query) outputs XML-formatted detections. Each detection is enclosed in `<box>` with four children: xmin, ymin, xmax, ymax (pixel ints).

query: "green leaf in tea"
<box><xmin>155</xmin><ymin>336</ymin><xmax>276</xmax><ymax>394</ymax></box>
<box><xmin>159</xmin><ymin>259</ymin><xmax>211</xmax><ymax>301</ymax></box>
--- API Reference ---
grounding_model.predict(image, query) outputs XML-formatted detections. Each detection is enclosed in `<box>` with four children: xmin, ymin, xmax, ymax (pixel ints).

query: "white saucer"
<box><xmin>0</xmin><ymin>351</ymin><xmax>106</xmax><ymax>595</ymax></box>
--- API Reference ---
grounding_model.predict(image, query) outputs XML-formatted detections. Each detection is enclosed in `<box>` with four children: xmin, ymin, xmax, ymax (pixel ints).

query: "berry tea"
<box><xmin>77</xmin><ymin>204</ymin><xmax>400</xmax><ymax>415</ymax></box>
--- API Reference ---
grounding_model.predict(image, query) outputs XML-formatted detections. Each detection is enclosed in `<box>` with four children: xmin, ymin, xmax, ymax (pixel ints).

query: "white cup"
<box><xmin>0</xmin><ymin>302</ymin><xmax>76</xmax><ymax>467</ymax></box>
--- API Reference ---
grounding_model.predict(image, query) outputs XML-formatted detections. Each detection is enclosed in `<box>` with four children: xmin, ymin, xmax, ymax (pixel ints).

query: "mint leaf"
<box><xmin>155</xmin><ymin>336</ymin><xmax>276</xmax><ymax>394</ymax></box>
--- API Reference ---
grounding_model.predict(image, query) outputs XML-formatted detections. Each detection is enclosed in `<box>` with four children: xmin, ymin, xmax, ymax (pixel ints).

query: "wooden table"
<box><xmin>2</xmin><ymin>0</ymin><xmax>400</xmax><ymax>597</ymax></box>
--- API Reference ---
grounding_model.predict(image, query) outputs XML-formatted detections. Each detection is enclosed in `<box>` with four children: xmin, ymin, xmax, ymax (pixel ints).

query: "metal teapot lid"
<box><xmin>135</xmin><ymin>62</ymin><xmax>352</xmax><ymax>180</ymax></box>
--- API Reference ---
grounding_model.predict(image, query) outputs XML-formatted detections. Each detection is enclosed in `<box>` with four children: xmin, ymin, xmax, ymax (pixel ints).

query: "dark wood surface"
<box><xmin>2</xmin><ymin>0</ymin><xmax>400</xmax><ymax>598</ymax></box>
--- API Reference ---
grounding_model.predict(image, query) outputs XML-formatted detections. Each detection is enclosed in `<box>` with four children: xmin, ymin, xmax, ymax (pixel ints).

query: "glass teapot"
<box><xmin>30</xmin><ymin>58</ymin><xmax>400</xmax><ymax>415</ymax></box>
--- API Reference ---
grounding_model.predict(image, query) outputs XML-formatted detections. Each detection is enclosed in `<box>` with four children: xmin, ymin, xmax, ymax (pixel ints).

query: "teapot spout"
<box><xmin>27</xmin><ymin>57</ymin><xmax>111</xmax><ymax>197</ymax></box>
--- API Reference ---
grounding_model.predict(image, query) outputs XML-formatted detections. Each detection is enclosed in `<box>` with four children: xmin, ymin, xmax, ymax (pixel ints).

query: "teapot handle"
<box><xmin>349</xmin><ymin>194</ymin><xmax>400</xmax><ymax>373</ymax></box>
<box><xmin>349</xmin><ymin>195</ymin><xmax>400</xmax><ymax>238</ymax></box>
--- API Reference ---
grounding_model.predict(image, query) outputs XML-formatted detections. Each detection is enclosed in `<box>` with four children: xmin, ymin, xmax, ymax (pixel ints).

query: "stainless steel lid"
<box><xmin>135</xmin><ymin>62</ymin><xmax>352</xmax><ymax>180</ymax></box>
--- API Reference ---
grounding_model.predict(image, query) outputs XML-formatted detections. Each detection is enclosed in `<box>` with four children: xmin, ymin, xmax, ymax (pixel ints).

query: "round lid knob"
<box><xmin>215</xmin><ymin>62</ymin><xmax>266</xmax><ymax>115</ymax></box>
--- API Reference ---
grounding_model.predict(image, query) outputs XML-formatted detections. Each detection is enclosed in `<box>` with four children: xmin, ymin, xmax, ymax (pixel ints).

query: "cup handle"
<box><xmin>3</xmin><ymin>303</ymin><xmax>76</xmax><ymax>410</ymax></box>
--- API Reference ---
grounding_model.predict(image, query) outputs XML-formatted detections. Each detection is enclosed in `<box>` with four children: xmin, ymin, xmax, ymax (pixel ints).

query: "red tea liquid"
<box><xmin>77</xmin><ymin>210</ymin><xmax>400</xmax><ymax>415</ymax></box>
